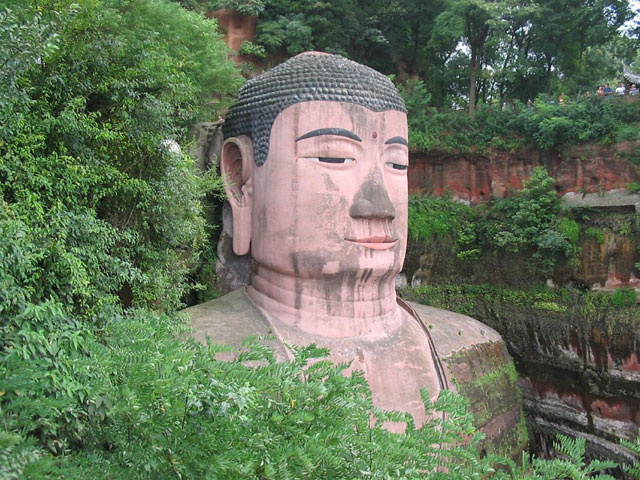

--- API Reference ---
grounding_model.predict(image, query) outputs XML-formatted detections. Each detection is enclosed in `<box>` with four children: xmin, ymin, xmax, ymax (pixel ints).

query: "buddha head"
<box><xmin>220</xmin><ymin>53</ymin><xmax>409</xmax><ymax>298</ymax></box>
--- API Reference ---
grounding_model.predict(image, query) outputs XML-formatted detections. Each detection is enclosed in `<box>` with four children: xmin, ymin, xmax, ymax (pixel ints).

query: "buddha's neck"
<box><xmin>247</xmin><ymin>263</ymin><xmax>400</xmax><ymax>337</ymax></box>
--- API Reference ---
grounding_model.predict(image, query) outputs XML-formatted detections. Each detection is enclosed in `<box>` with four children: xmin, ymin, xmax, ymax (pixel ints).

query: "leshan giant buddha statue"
<box><xmin>185</xmin><ymin>52</ymin><xmax>525</xmax><ymax>456</ymax></box>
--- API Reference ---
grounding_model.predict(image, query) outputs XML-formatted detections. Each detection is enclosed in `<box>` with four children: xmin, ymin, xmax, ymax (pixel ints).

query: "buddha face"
<box><xmin>241</xmin><ymin>100</ymin><xmax>409</xmax><ymax>283</ymax></box>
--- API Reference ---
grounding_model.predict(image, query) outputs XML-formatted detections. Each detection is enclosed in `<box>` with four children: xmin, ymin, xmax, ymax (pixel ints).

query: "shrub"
<box><xmin>401</xmin><ymin>93</ymin><xmax>640</xmax><ymax>153</ymax></box>
<box><xmin>1</xmin><ymin>0</ymin><xmax>240</xmax><ymax>312</ymax></box>
<box><xmin>0</xmin><ymin>0</ymin><xmax>238</xmax><ymax>472</ymax></box>
<box><xmin>0</xmin><ymin>305</ymin><xmax>627</xmax><ymax>478</ymax></box>
<box><xmin>50</xmin><ymin>334</ymin><xmax>495</xmax><ymax>478</ymax></box>
<box><xmin>612</xmin><ymin>287</ymin><xmax>638</xmax><ymax>308</ymax></box>
<box><xmin>408</xmin><ymin>168</ymin><xmax>578</xmax><ymax>274</ymax></box>
<box><xmin>408</xmin><ymin>194</ymin><xmax>472</xmax><ymax>241</ymax></box>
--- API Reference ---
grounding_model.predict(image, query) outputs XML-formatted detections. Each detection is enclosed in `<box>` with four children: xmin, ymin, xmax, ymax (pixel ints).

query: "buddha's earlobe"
<box><xmin>221</xmin><ymin>136</ymin><xmax>254</xmax><ymax>255</ymax></box>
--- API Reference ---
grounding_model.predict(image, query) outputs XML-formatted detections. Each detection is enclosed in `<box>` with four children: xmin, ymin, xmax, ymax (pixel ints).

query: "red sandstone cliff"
<box><xmin>208</xmin><ymin>8</ymin><xmax>256</xmax><ymax>63</ymax></box>
<box><xmin>409</xmin><ymin>142</ymin><xmax>640</xmax><ymax>204</ymax></box>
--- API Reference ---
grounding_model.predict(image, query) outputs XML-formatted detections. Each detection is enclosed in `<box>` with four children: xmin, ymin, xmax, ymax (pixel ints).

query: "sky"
<box><xmin>629</xmin><ymin>0</ymin><xmax>640</xmax><ymax>28</ymax></box>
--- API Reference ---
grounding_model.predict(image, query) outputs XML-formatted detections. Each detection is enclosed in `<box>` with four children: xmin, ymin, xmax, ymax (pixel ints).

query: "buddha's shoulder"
<box><xmin>405</xmin><ymin>301</ymin><xmax>525</xmax><ymax>459</ymax></box>
<box><xmin>182</xmin><ymin>289</ymin><xmax>276</xmax><ymax>349</ymax></box>
<box><xmin>404</xmin><ymin>300</ymin><xmax>503</xmax><ymax>358</ymax></box>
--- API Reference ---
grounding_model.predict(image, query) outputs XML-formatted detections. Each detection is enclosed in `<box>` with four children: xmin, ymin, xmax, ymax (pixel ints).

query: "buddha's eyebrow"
<box><xmin>385</xmin><ymin>136</ymin><xmax>409</xmax><ymax>146</ymax></box>
<box><xmin>296</xmin><ymin>128</ymin><xmax>362</xmax><ymax>142</ymax></box>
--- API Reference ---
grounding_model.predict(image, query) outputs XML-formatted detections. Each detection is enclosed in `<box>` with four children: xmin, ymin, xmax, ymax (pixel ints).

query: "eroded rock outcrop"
<box><xmin>405</xmin><ymin>138</ymin><xmax>640</xmax><ymax>466</ymax></box>
<box><xmin>208</xmin><ymin>8</ymin><xmax>256</xmax><ymax>61</ymax></box>
<box><xmin>498</xmin><ymin>305</ymin><xmax>640</xmax><ymax>464</ymax></box>
<box><xmin>409</xmin><ymin>142</ymin><xmax>640</xmax><ymax>204</ymax></box>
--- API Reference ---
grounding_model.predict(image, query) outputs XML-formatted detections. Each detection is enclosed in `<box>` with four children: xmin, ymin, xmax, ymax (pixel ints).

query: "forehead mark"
<box><xmin>296</xmin><ymin>128</ymin><xmax>362</xmax><ymax>143</ymax></box>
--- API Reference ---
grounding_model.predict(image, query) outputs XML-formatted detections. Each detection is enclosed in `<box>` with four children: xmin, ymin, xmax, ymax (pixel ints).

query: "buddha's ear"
<box><xmin>221</xmin><ymin>136</ymin><xmax>254</xmax><ymax>256</ymax></box>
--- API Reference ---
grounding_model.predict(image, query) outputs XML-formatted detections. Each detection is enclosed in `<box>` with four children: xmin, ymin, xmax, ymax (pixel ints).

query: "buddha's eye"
<box><xmin>386</xmin><ymin>162</ymin><xmax>408</xmax><ymax>171</ymax></box>
<box><xmin>307</xmin><ymin>157</ymin><xmax>355</xmax><ymax>164</ymax></box>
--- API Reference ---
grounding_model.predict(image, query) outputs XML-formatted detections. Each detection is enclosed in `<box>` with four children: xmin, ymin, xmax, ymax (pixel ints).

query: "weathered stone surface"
<box><xmin>406</xmin><ymin>217</ymin><xmax>640</xmax><ymax>293</ymax></box>
<box><xmin>215</xmin><ymin>202</ymin><xmax>252</xmax><ymax>294</ymax></box>
<box><xmin>408</xmin><ymin>143</ymin><xmax>640</xmax><ymax>204</ymax></box>
<box><xmin>561</xmin><ymin>189</ymin><xmax>640</xmax><ymax>213</ymax></box>
<box><xmin>209</xmin><ymin>8</ymin><xmax>256</xmax><ymax>60</ymax></box>
<box><xmin>189</xmin><ymin>51</ymin><xmax>524</xmax><ymax>463</ymax></box>
<box><xmin>405</xmin><ymin>140</ymin><xmax>640</xmax><ymax>466</ymax></box>
<box><xmin>483</xmin><ymin>304</ymin><xmax>640</xmax><ymax>465</ymax></box>
<box><xmin>185</xmin><ymin>289</ymin><xmax>527</xmax><ymax>459</ymax></box>
<box><xmin>183</xmin><ymin>288</ymin><xmax>288</xmax><ymax>362</ymax></box>
<box><xmin>407</xmin><ymin>237</ymin><xmax>544</xmax><ymax>288</ymax></box>
<box><xmin>192</xmin><ymin>121</ymin><xmax>224</xmax><ymax>172</ymax></box>
<box><xmin>532</xmin><ymin>417</ymin><xmax>638</xmax><ymax>464</ymax></box>
<box><xmin>410</xmin><ymin>302</ymin><xmax>528</xmax><ymax>459</ymax></box>
<box><xmin>553</xmin><ymin>230</ymin><xmax>640</xmax><ymax>291</ymax></box>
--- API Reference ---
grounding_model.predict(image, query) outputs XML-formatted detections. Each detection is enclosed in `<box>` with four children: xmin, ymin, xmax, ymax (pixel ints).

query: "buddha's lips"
<box><xmin>345</xmin><ymin>236</ymin><xmax>398</xmax><ymax>250</ymax></box>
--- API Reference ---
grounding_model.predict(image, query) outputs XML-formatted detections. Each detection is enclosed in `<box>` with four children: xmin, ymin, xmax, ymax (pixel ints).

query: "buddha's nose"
<box><xmin>349</xmin><ymin>171</ymin><xmax>395</xmax><ymax>220</ymax></box>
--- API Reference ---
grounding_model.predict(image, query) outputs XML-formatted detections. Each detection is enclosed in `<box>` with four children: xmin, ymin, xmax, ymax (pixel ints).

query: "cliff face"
<box><xmin>208</xmin><ymin>8</ymin><xmax>256</xmax><ymax>62</ymax></box>
<box><xmin>554</xmin><ymin>230</ymin><xmax>640</xmax><ymax>290</ymax></box>
<box><xmin>409</xmin><ymin>227</ymin><xmax>640</xmax><ymax>292</ymax></box>
<box><xmin>409</xmin><ymin>142</ymin><xmax>640</xmax><ymax>204</ymax></box>
<box><xmin>406</xmin><ymin>141</ymin><xmax>640</xmax><ymax>468</ymax></box>
<box><xmin>402</xmin><ymin>263</ymin><xmax>640</xmax><ymax>465</ymax></box>
<box><xmin>497</xmin><ymin>304</ymin><xmax>640</xmax><ymax>465</ymax></box>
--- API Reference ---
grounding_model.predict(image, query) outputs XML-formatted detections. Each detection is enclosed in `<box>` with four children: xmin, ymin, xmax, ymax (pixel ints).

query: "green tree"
<box><xmin>244</xmin><ymin>0</ymin><xmax>637</xmax><ymax>107</ymax></box>
<box><xmin>489</xmin><ymin>167</ymin><xmax>577</xmax><ymax>272</ymax></box>
<box><xmin>1</xmin><ymin>0</ymin><xmax>240</xmax><ymax>311</ymax></box>
<box><xmin>374</xmin><ymin>0</ymin><xmax>448</xmax><ymax>78</ymax></box>
<box><xmin>255</xmin><ymin>0</ymin><xmax>388</xmax><ymax>61</ymax></box>
<box><xmin>497</xmin><ymin>0</ymin><xmax>632</xmax><ymax>99</ymax></box>
<box><xmin>0</xmin><ymin>0</ymin><xmax>239</xmax><ymax>464</ymax></box>
<box><xmin>432</xmin><ymin>0</ymin><xmax>510</xmax><ymax>117</ymax></box>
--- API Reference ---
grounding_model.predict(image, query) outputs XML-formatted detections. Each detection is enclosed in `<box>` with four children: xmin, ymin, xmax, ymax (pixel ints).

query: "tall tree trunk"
<box><xmin>499</xmin><ymin>37</ymin><xmax>514</xmax><ymax>104</ymax></box>
<box><xmin>465</xmin><ymin>4</ymin><xmax>490</xmax><ymax>118</ymax></box>
<box><xmin>469</xmin><ymin>50</ymin><xmax>480</xmax><ymax>119</ymax></box>
<box><xmin>545</xmin><ymin>53</ymin><xmax>553</xmax><ymax>94</ymax></box>
<box><xmin>408</xmin><ymin>24</ymin><xmax>420</xmax><ymax>77</ymax></box>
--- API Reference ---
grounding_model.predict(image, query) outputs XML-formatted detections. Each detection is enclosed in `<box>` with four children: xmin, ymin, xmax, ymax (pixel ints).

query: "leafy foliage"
<box><xmin>409</xmin><ymin>168</ymin><xmax>578</xmax><ymax>273</ymax></box>
<box><xmin>46</xmin><ymin>337</ymin><xmax>498</xmax><ymax>478</ymax></box>
<box><xmin>245</xmin><ymin>0</ymin><xmax>632</xmax><ymax>111</ymax></box>
<box><xmin>253</xmin><ymin>0</ymin><xmax>391</xmax><ymax>61</ymax></box>
<box><xmin>211</xmin><ymin>0</ymin><xmax>267</xmax><ymax>16</ymax></box>
<box><xmin>1</xmin><ymin>0</ymin><xmax>240</xmax><ymax>311</ymax></box>
<box><xmin>2</xmin><ymin>302</ymin><xmax>631</xmax><ymax>478</ymax></box>
<box><xmin>408</xmin><ymin>195</ymin><xmax>472</xmax><ymax>241</ymax></box>
<box><xmin>622</xmin><ymin>430</ymin><xmax>640</xmax><ymax>478</ymax></box>
<box><xmin>509</xmin><ymin>435</ymin><xmax>617</xmax><ymax>480</ymax></box>
<box><xmin>490</xmin><ymin>167</ymin><xmax>578</xmax><ymax>272</ymax></box>
<box><xmin>611</xmin><ymin>287</ymin><xmax>638</xmax><ymax>307</ymax></box>
<box><xmin>239</xmin><ymin>39</ymin><xmax>267</xmax><ymax>57</ymax></box>
<box><xmin>2</xmin><ymin>0</ymin><xmax>638</xmax><ymax>477</ymax></box>
<box><xmin>397</xmin><ymin>78</ymin><xmax>434</xmax><ymax>139</ymax></box>
<box><xmin>404</xmin><ymin>95</ymin><xmax>640</xmax><ymax>153</ymax></box>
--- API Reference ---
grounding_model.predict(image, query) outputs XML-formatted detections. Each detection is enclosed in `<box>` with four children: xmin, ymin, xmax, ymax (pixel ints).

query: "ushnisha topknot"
<box><xmin>222</xmin><ymin>52</ymin><xmax>407</xmax><ymax>166</ymax></box>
